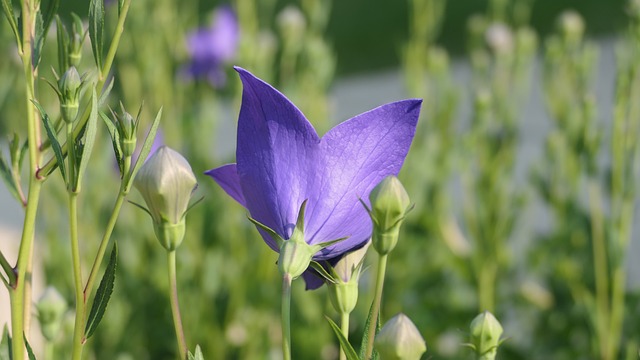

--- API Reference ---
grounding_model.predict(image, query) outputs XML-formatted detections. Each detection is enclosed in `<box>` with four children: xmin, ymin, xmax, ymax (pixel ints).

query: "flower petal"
<box><xmin>205</xmin><ymin>163</ymin><xmax>246</xmax><ymax>207</ymax></box>
<box><xmin>234</xmin><ymin>67</ymin><xmax>322</xmax><ymax>249</ymax></box>
<box><xmin>308</xmin><ymin>99</ymin><xmax>422</xmax><ymax>259</ymax></box>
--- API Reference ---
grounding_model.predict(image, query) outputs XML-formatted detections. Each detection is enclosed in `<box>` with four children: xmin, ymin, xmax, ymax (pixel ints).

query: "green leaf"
<box><xmin>359</xmin><ymin>301</ymin><xmax>381</xmax><ymax>360</ymax></box>
<box><xmin>125</xmin><ymin>107</ymin><xmax>162</xmax><ymax>191</ymax></box>
<box><xmin>1</xmin><ymin>0</ymin><xmax>20</xmax><ymax>49</ymax></box>
<box><xmin>74</xmin><ymin>88</ymin><xmax>99</xmax><ymax>192</ymax></box>
<box><xmin>88</xmin><ymin>0</ymin><xmax>105</xmax><ymax>70</ymax></box>
<box><xmin>0</xmin><ymin>149</ymin><xmax>20</xmax><ymax>204</ymax></box>
<box><xmin>34</xmin><ymin>101</ymin><xmax>67</xmax><ymax>182</ymax></box>
<box><xmin>56</xmin><ymin>16</ymin><xmax>70</xmax><ymax>73</ymax></box>
<box><xmin>31</xmin><ymin>11</ymin><xmax>44</xmax><ymax>68</ymax></box>
<box><xmin>188</xmin><ymin>345</ymin><xmax>204</xmax><ymax>360</ymax></box>
<box><xmin>24</xmin><ymin>334</ymin><xmax>36</xmax><ymax>360</ymax></box>
<box><xmin>118</xmin><ymin>0</ymin><xmax>124</xmax><ymax>16</ymax></box>
<box><xmin>100</xmin><ymin>111</ymin><xmax>123</xmax><ymax>174</ymax></box>
<box><xmin>0</xmin><ymin>325</ymin><xmax>11</xmax><ymax>360</ymax></box>
<box><xmin>41</xmin><ymin>0</ymin><xmax>60</xmax><ymax>41</ymax></box>
<box><xmin>325</xmin><ymin>316</ymin><xmax>359</xmax><ymax>360</ymax></box>
<box><xmin>85</xmin><ymin>242</ymin><xmax>118</xmax><ymax>339</ymax></box>
<box><xmin>98</xmin><ymin>79</ymin><xmax>114</xmax><ymax>108</ymax></box>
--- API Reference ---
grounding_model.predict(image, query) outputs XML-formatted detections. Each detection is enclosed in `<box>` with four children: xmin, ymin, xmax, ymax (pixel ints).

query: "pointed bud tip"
<box><xmin>374</xmin><ymin>313</ymin><xmax>427</xmax><ymax>360</ymax></box>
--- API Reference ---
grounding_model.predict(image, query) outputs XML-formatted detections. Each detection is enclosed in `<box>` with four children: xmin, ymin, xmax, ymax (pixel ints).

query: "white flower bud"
<box><xmin>374</xmin><ymin>313</ymin><xmax>427</xmax><ymax>360</ymax></box>
<box><xmin>369</xmin><ymin>176</ymin><xmax>411</xmax><ymax>255</ymax></box>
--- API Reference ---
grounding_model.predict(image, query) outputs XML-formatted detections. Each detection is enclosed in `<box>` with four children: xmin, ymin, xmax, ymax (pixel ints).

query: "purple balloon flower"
<box><xmin>206</xmin><ymin>68</ymin><xmax>421</xmax><ymax>286</ymax></box>
<box><xmin>183</xmin><ymin>5</ymin><xmax>239</xmax><ymax>87</ymax></box>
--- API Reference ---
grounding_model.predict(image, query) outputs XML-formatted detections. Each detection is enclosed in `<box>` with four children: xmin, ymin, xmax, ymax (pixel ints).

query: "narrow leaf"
<box><xmin>56</xmin><ymin>16</ymin><xmax>69</xmax><ymax>73</ymax></box>
<box><xmin>88</xmin><ymin>0</ymin><xmax>105</xmax><ymax>70</ymax></box>
<box><xmin>325</xmin><ymin>316</ymin><xmax>359</xmax><ymax>360</ymax></box>
<box><xmin>359</xmin><ymin>301</ymin><xmax>381</xmax><ymax>360</ymax></box>
<box><xmin>85</xmin><ymin>242</ymin><xmax>118</xmax><ymax>339</ymax></box>
<box><xmin>34</xmin><ymin>101</ymin><xmax>67</xmax><ymax>182</ymax></box>
<box><xmin>31</xmin><ymin>11</ymin><xmax>44</xmax><ymax>68</ymax></box>
<box><xmin>75</xmin><ymin>89</ymin><xmax>99</xmax><ymax>192</ymax></box>
<box><xmin>24</xmin><ymin>334</ymin><xmax>36</xmax><ymax>360</ymax></box>
<box><xmin>0</xmin><ymin>0</ymin><xmax>20</xmax><ymax>49</ymax></box>
<box><xmin>100</xmin><ymin>112</ymin><xmax>123</xmax><ymax>174</ymax></box>
<box><xmin>41</xmin><ymin>0</ymin><xmax>60</xmax><ymax>40</ymax></box>
<box><xmin>98</xmin><ymin>78</ymin><xmax>115</xmax><ymax>108</ymax></box>
<box><xmin>126</xmin><ymin>107</ymin><xmax>162</xmax><ymax>191</ymax></box>
<box><xmin>118</xmin><ymin>0</ymin><xmax>124</xmax><ymax>16</ymax></box>
<box><xmin>0</xmin><ymin>325</ymin><xmax>11</xmax><ymax>360</ymax></box>
<box><xmin>0</xmin><ymin>151</ymin><xmax>20</xmax><ymax>204</ymax></box>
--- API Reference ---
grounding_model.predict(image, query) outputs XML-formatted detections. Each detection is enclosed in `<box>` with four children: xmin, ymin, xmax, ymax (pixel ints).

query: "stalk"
<box><xmin>281</xmin><ymin>273</ymin><xmax>292</xmax><ymax>360</ymax></box>
<box><xmin>363</xmin><ymin>254</ymin><xmax>388</xmax><ymax>360</ymax></box>
<box><xmin>168</xmin><ymin>250</ymin><xmax>187</xmax><ymax>359</ymax></box>
<box><xmin>589</xmin><ymin>180</ymin><xmax>609</xmax><ymax>360</ymax></box>
<box><xmin>339</xmin><ymin>312</ymin><xmax>350</xmax><ymax>360</ymax></box>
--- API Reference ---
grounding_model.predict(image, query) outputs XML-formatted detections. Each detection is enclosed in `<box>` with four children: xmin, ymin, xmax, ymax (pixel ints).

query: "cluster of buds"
<box><xmin>374</xmin><ymin>313</ymin><xmax>427</xmax><ymax>360</ymax></box>
<box><xmin>134</xmin><ymin>146</ymin><xmax>197</xmax><ymax>251</ymax></box>
<box><xmin>49</xmin><ymin>67</ymin><xmax>85</xmax><ymax>124</ymax></box>
<box><xmin>366</xmin><ymin>176</ymin><xmax>412</xmax><ymax>255</ymax></box>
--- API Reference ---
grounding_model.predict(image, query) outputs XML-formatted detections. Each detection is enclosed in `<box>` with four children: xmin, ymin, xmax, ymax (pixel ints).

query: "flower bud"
<box><xmin>485</xmin><ymin>23</ymin><xmax>513</xmax><ymax>55</ymax></box>
<box><xmin>117</xmin><ymin>111</ymin><xmax>137</xmax><ymax>157</ymax></box>
<box><xmin>368</xmin><ymin>176</ymin><xmax>411</xmax><ymax>255</ymax></box>
<box><xmin>374</xmin><ymin>313</ymin><xmax>426</xmax><ymax>360</ymax></box>
<box><xmin>278</xmin><ymin>239</ymin><xmax>317</xmax><ymax>280</ymax></box>
<box><xmin>36</xmin><ymin>286</ymin><xmax>68</xmax><ymax>341</ymax></box>
<box><xmin>58</xmin><ymin>66</ymin><xmax>82</xmax><ymax>123</ymax></box>
<box><xmin>469</xmin><ymin>311</ymin><xmax>503</xmax><ymax>360</ymax></box>
<box><xmin>134</xmin><ymin>146</ymin><xmax>197</xmax><ymax>251</ymax></box>
<box><xmin>327</xmin><ymin>242</ymin><xmax>369</xmax><ymax>314</ymax></box>
<box><xmin>558</xmin><ymin>10</ymin><xmax>585</xmax><ymax>45</ymax></box>
<box><xmin>69</xmin><ymin>32</ymin><xmax>83</xmax><ymax>67</ymax></box>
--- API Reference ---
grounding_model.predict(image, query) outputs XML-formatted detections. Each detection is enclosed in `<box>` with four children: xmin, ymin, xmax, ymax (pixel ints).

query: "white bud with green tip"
<box><xmin>367</xmin><ymin>176</ymin><xmax>411</xmax><ymax>255</ymax></box>
<box><xmin>327</xmin><ymin>241</ymin><xmax>370</xmax><ymax>314</ymax></box>
<box><xmin>469</xmin><ymin>311</ymin><xmax>504</xmax><ymax>360</ymax></box>
<box><xmin>374</xmin><ymin>313</ymin><xmax>427</xmax><ymax>360</ymax></box>
<box><xmin>58</xmin><ymin>66</ymin><xmax>83</xmax><ymax>124</ymax></box>
<box><xmin>36</xmin><ymin>286</ymin><xmax>68</xmax><ymax>341</ymax></box>
<box><xmin>134</xmin><ymin>146</ymin><xmax>197</xmax><ymax>251</ymax></box>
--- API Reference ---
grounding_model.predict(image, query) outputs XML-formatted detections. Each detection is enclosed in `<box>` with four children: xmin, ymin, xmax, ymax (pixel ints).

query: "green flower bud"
<box><xmin>327</xmin><ymin>242</ymin><xmax>369</xmax><ymax>314</ymax></box>
<box><xmin>69</xmin><ymin>32</ymin><xmax>83</xmax><ymax>67</ymax></box>
<box><xmin>469</xmin><ymin>311</ymin><xmax>503</xmax><ymax>360</ymax></box>
<box><xmin>135</xmin><ymin>146</ymin><xmax>197</xmax><ymax>251</ymax></box>
<box><xmin>278</xmin><ymin>238</ymin><xmax>316</xmax><ymax>280</ymax></box>
<box><xmin>117</xmin><ymin>111</ymin><xmax>137</xmax><ymax>157</ymax></box>
<box><xmin>374</xmin><ymin>313</ymin><xmax>427</xmax><ymax>360</ymax></box>
<box><xmin>58</xmin><ymin>66</ymin><xmax>82</xmax><ymax>123</ymax></box>
<box><xmin>36</xmin><ymin>286</ymin><xmax>68</xmax><ymax>341</ymax></box>
<box><xmin>368</xmin><ymin>176</ymin><xmax>411</xmax><ymax>255</ymax></box>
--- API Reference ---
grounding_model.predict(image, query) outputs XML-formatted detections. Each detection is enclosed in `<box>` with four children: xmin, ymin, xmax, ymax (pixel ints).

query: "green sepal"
<box><xmin>1</xmin><ymin>0</ymin><xmax>20</xmax><ymax>50</ymax></box>
<box><xmin>74</xmin><ymin>88</ymin><xmax>99</xmax><ymax>193</ymax></box>
<box><xmin>0</xmin><ymin>324</ymin><xmax>11</xmax><ymax>360</ymax></box>
<box><xmin>125</xmin><ymin>107</ymin><xmax>162</xmax><ymax>192</ymax></box>
<box><xmin>24</xmin><ymin>334</ymin><xmax>36</xmax><ymax>360</ymax></box>
<box><xmin>325</xmin><ymin>316</ymin><xmax>359</xmax><ymax>360</ymax></box>
<box><xmin>247</xmin><ymin>216</ymin><xmax>285</xmax><ymax>248</ymax></box>
<box><xmin>184</xmin><ymin>196</ymin><xmax>205</xmax><ymax>217</ymax></box>
<box><xmin>310</xmin><ymin>236</ymin><xmax>348</xmax><ymax>254</ymax></box>
<box><xmin>309</xmin><ymin>261</ymin><xmax>337</xmax><ymax>284</ymax></box>
<box><xmin>100</xmin><ymin>111</ymin><xmax>123</xmax><ymax>175</ymax></box>
<box><xmin>33</xmin><ymin>101</ymin><xmax>67</xmax><ymax>182</ymax></box>
<box><xmin>85</xmin><ymin>242</ymin><xmax>118</xmax><ymax>339</ymax></box>
<box><xmin>188</xmin><ymin>345</ymin><xmax>204</xmax><ymax>360</ymax></box>
<box><xmin>88</xmin><ymin>0</ymin><xmax>105</xmax><ymax>70</ymax></box>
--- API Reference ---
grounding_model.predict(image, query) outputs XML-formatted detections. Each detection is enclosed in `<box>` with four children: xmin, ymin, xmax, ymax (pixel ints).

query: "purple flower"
<box><xmin>206</xmin><ymin>68</ymin><xmax>421</xmax><ymax>286</ymax></box>
<box><xmin>183</xmin><ymin>5</ymin><xmax>239</xmax><ymax>87</ymax></box>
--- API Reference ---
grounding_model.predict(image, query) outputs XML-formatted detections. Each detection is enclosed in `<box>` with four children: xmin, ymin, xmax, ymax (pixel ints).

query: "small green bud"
<box><xmin>374</xmin><ymin>313</ymin><xmax>427</xmax><ymax>360</ymax></box>
<box><xmin>469</xmin><ymin>311</ymin><xmax>503</xmax><ymax>360</ymax></box>
<box><xmin>327</xmin><ymin>242</ymin><xmax>369</xmax><ymax>314</ymax></box>
<box><xmin>36</xmin><ymin>286</ymin><xmax>68</xmax><ymax>341</ymax></box>
<box><xmin>69</xmin><ymin>32</ymin><xmax>83</xmax><ymax>67</ymax></box>
<box><xmin>368</xmin><ymin>176</ymin><xmax>411</xmax><ymax>255</ymax></box>
<box><xmin>58</xmin><ymin>66</ymin><xmax>82</xmax><ymax>123</ymax></box>
<box><xmin>116</xmin><ymin>111</ymin><xmax>137</xmax><ymax>157</ymax></box>
<box><xmin>135</xmin><ymin>146</ymin><xmax>197</xmax><ymax>251</ymax></box>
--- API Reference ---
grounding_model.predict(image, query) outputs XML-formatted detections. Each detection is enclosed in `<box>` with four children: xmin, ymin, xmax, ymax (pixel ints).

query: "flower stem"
<box><xmin>339</xmin><ymin>312</ymin><xmax>350</xmax><ymax>360</ymax></box>
<box><xmin>281</xmin><ymin>273</ymin><xmax>292</xmax><ymax>360</ymax></box>
<box><xmin>168</xmin><ymin>250</ymin><xmax>187</xmax><ymax>359</ymax></box>
<box><xmin>364</xmin><ymin>253</ymin><xmax>388</xmax><ymax>360</ymax></box>
<box><xmin>69</xmin><ymin>191</ymin><xmax>85</xmax><ymax>360</ymax></box>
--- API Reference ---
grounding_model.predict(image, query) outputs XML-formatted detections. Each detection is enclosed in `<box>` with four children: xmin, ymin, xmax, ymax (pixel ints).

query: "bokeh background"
<box><xmin>2</xmin><ymin>0</ymin><xmax>640</xmax><ymax>359</ymax></box>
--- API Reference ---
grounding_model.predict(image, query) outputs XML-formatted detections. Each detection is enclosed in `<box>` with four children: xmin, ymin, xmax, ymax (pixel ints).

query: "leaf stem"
<box><xmin>282</xmin><ymin>273</ymin><xmax>292</xmax><ymax>360</ymax></box>
<box><xmin>69</xmin><ymin>191</ymin><xmax>85</xmax><ymax>360</ymax></box>
<box><xmin>168</xmin><ymin>250</ymin><xmax>187</xmax><ymax>359</ymax></box>
<box><xmin>363</xmin><ymin>253</ymin><xmax>388</xmax><ymax>360</ymax></box>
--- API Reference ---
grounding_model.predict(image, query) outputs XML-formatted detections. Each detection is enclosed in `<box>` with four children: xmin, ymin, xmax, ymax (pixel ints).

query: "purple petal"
<box><xmin>308</xmin><ymin>99</ymin><xmax>421</xmax><ymax>259</ymax></box>
<box><xmin>205</xmin><ymin>163</ymin><xmax>246</xmax><ymax>207</ymax></box>
<box><xmin>234</xmin><ymin>67</ymin><xmax>322</xmax><ymax>251</ymax></box>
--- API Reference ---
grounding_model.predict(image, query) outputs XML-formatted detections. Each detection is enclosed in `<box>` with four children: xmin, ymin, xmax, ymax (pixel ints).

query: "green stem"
<box><xmin>84</xmin><ymin>157</ymin><xmax>130</xmax><ymax>297</ymax></box>
<box><xmin>44</xmin><ymin>340</ymin><xmax>54</xmax><ymax>360</ymax></box>
<box><xmin>339</xmin><ymin>312</ymin><xmax>350</xmax><ymax>360</ymax></box>
<box><xmin>478</xmin><ymin>263</ymin><xmax>497</xmax><ymax>312</ymax></box>
<box><xmin>69</xmin><ymin>192</ymin><xmax>85</xmax><ymax>360</ymax></box>
<box><xmin>364</xmin><ymin>254</ymin><xmax>388</xmax><ymax>360</ymax></box>
<box><xmin>168</xmin><ymin>250</ymin><xmax>187</xmax><ymax>359</ymax></box>
<box><xmin>38</xmin><ymin>0</ymin><xmax>133</xmax><ymax>177</ymax></box>
<box><xmin>589</xmin><ymin>180</ymin><xmax>609</xmax><ymax>360</ymax></box>
<box><xmin>282</xmin><ymin>273</ymin><xmax>292</xmax><ymax>360</ymax></box>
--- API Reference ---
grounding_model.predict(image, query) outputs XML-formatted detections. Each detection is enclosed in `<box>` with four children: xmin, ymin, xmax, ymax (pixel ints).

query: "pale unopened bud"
<box><xmin>369</xmin><ymin>176</ymin><xmax>411</xmax><ymax>255</ymax></box>
<box><xmin>58</xmin><ymin>66</ymin><xmax>82</xmax><ymax>123</ymax></box>
<box><xmin>374</xmin><ymin>313</ymin><xmax>427</xmax><ymax>360</ymax></box>
<box><xmin>135</xmin><ymin>146</ymin><xmax>197</xmax><ymax>250</ymax></box>
<box><xmin>277</xmin><ymin>6</ymin><xmax>306</xmax><ymax>36</ymax></box>
<box><xmin>470</xmin><ymin>311</ymin><xmax>503</xmax><ymax>360</ymax></box>
<box><xmin>36</xmin><ymin>286</ymin><xmax>68</xmax><ymax>341</ymax></box>
<box><xmin>485</xmin><ymin>23</ymin><xmax>513</xmax><ymax>55</ymax></box>
<box><xmin>558</xmin><ymin>10</ymin><xmax>585</xmax><ymax>44</ymax></box>
<box><xmin>327</xmin><ymin>242</ymin><xmax>370</xmax><ymax>314</ymax></box>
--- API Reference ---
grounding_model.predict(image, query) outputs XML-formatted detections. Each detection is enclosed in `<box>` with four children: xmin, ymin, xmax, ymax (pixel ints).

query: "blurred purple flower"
<box><xmin>183</xmin><ymin>5</ymin><xmax>239</xmax><ymax>87</ymax></box>
<box><xmin>206</xmin><ymin>68</ymin><xmax>421</xmax><ymax>287</ymax></box>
